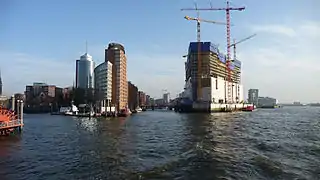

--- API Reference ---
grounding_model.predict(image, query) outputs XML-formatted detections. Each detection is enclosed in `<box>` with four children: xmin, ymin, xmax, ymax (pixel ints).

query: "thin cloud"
<box><xmin>251</xmin><ymin>25</ymin><xmax>297</xmax><ymax>37</ymax></box>
<box><xmin>239</xmin><ymin>21</ymin><xmax>320</xmax><ymax>103</ymax></box>
<box><xmin>1</xmin><ymin>52</ymin><xmax>74</xmax><ymax>95</ymax></box>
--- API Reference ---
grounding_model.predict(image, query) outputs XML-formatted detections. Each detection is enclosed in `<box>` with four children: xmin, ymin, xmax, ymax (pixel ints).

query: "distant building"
<box><xmin>128</xmin><ymin>81</ymin><xmax>138</xmax><ymax>110</ymax></box>
<box><xmin>138</xmin><ymin>91</ymin><xmax>146</xmax><ymax>107</ymax></box>
<box><xmin>258</xmin><ymin>97</ymin><xmax>278</xmax><ymax>107</ymax></box>
<box><xmin>62</xmin><ymin>86</ymin><xmax>73</xmax><ymax>100</ymax></box>
<box><xmin>24</xmin><ymin>83</ymin><xmax>63</xmax><ymax>112</ymax></box>
<box><xmin>293</xmin><ymin>101</ymin><xmax>301</xmax><ymax>105</ymax></box>
<box><xmin>76</xmin><ymin>53</ymin><xmax>95</xmax><ymax>89</ymax></box>
<box><xmin>248</xmin><ymin>89</ymin><xmax>259</xmax><ymax>106</ymax></box>
<box><xmin>163</xmin><ymin>93</ymin><xmax>170</xmax><ymax>105</ymax></box>
<box><xmin>106</xmin><ymin>43</ymin><xmax>128</xmax><ymax>111</ymax></box>
<box><xmin>154</xmin><ymin>98</ymin><xmax>164</xmax><ymax>106</ymax></box>
<box><xmin>146</xmin><ymin>95</ymin><xmax>151</xmax><ymax>106</ymax></box>
<box><xmin>94</xmin><ymin>61</ymin><xmax>113</xmax><ymax>108</ymax></box>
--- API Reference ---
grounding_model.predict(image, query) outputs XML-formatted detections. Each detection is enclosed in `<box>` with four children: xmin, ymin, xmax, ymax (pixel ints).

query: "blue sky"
<box><xmin>1</xmin><ymin>0</ymin><xmax>319</xmax><ymax>103</ymax></box>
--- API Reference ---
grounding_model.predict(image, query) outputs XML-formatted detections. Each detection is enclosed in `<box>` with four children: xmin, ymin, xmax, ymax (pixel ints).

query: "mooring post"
<box><xmin>20</xmin><ymin>100</ymin><xmax>24</xmax><ymax>128</ymax></box>
<box><xmin>11</xmin><ymin>95</ymin><xmax>15</xmax><ymax>111</ymax></box>
<box><xmin>17</xmin><ymin>100</ymin><xmax>20</xmax><ymax>120</ymax></box>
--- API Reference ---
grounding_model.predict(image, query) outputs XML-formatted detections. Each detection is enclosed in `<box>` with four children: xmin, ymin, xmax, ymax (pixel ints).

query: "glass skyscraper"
<box><xmin>76</xmin><ymin>53</ymin><xmax>95</xmax><ymax>89</ymax></box>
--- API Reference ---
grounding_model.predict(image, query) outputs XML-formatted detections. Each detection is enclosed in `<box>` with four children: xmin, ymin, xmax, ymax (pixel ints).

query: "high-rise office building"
<box><xmin>105</xmin><ymin>43</ymin><xmax>128</xmax><ymax>111</ymax></box>
<box><xmin>248</xmin><ymin>89</ymin><xmax>259</xmax><ymax>106</ymax></box>
<box><xmin>75</xmin><ymin>53</ymin><xmax>95</xmax><ymax>89</ymax></box>
<box><xmin>94</xmin><ymin>61</ymin><xmax>113</xmax><ymax>109</ymax></box>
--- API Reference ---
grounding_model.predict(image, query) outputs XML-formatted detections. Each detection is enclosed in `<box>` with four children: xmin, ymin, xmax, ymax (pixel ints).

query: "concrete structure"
<box><xmin>128</xmin><ymin>81</ymin><xmax>138</xmax><ymax>110</ymax></box>
<box><xmin>94</xmin><ymin>61</ymin><xmax>113</xmax><ymax>111</ymax></box>
<box><xmin>105</xmin><ymin>43</ymin><xmax>128</xmax><ymax>111</ymax></box>
<box><xmin>185</xmin><ymin>42</ymin><xmax>242</xmax><ymax>103</ymax></box>
<box><xmin>163</xmin><ymin>93</ymin><xmax>170</xmax><ymax>105</ymax></box>
<box><xmin>258</xmin><ymin>97</ymin><xmax>278</xmax><ymax>108</ymax></box>
<box><xmin>184</xmin><ymin>42</ymin><xmax>244</xmax><ymax>103</ymax></box>
<box><xmin>248</xmin><ymin>89</ymin><xmax>259</xmax><ymax>106</ymax></box>
<box><xmin>76</xmin><ymin>53</ymin><xmax>95</xmax><ymax>89</ymax></box>
<box><xmin>138</xmin><ymin>91</ymin><xmax>146</xmax><ymax>107</ymax></box>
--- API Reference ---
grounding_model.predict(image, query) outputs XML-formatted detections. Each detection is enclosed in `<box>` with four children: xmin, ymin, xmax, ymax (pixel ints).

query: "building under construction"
<box><xmin>178</xmin><ymin>0</ymin><xmax>254</xmax><ymax>112</ymax></box>
<box><xmin>185</xmin><ymin>42</ymin><xmax>243</xmax><ymax>102</ymax></box>
<box><xmin>181</xmin><ymin>42</ymin><xmax>252</xmax><ymax>112</ymax></box>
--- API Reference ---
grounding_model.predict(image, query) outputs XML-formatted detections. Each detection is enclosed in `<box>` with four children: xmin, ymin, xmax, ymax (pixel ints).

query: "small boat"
<box><xmin>242</xmin><ymin>105</ymin><xmax>254</xmax><ymax>112</ymax></box>
<box><xmin>135</xmin><ymin>107</ymin><xmax>142</xmax><ymax>113</ymax></box>
<box><xmin>118</xmin><ymin>109</ymin><xmax>130</xmax><ymax>117</ymax></box>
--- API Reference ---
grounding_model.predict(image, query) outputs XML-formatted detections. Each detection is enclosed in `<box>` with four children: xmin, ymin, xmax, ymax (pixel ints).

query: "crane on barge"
<box><xmin>181</xmin><ymin>0</ymin><xmax>245</xmax><ymax>103</ymax></box>
<box><xmin>182</xmin><ymin>2</ymin><xmax>226</xmax><ymax>102</ymax></box>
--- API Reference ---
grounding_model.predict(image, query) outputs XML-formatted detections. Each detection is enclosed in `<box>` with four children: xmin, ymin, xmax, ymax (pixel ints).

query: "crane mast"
<box><xmin>181</xmin><ymin>0</ymin><xmax>245</xmax><ymax>104</ymax></box>
<box><xmin>183</xmin><ymin>13</ymin><xmax>226</xmax><ymax>102</ymax></box>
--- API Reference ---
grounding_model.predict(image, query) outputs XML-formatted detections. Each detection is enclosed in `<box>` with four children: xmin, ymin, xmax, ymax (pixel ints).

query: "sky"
<box><xmin>0</xmin><ymin>0</ymin><xmax>319</xmax><ymax>103</ymax></box>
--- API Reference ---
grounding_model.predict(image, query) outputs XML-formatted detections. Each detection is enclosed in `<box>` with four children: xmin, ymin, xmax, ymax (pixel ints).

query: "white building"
<box><xmin>201</xmin><ymin>76</ymin><xmax>244</xmax><ymax>104</ymax></box>
<box><xmin>76</xmin><ymin>53</ymin><xmax>95</xmax><ymax>89</ymax></box>
<box><xmin>94</xmin><ymin>61</ymin><xmax>113</xmax><ymax>112</ymax></box>
<box><xmin>163</xmin><ymin>93</ymin><xmax>170</xmax><ymax>104</ymax></box>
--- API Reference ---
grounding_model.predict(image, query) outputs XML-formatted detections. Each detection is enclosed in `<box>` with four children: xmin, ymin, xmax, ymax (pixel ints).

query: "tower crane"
<box><xmin>181</xmin><ymin>0</ymin><xmax>245</xmax><ymax>103</ymax></box>
<box><xmin>229</xmin><ymin>34</ymin><xmax>256</xmax><ymax>60</ymax></box>
<box><xmin>183</xmin><ymin>13</ymin><xmax>226</xmax><ymax>102</ymax></box>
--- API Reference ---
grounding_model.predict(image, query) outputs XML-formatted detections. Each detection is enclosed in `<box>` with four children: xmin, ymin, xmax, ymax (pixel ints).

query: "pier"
<box><xmin>0</xmin><ymin>96</ymin><xmax>24</xmax><ymax>136</ymax></box>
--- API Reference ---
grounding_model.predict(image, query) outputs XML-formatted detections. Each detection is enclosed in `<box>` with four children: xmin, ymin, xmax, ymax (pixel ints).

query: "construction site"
<box><xmin>177</xmin><ymin>0</ymin><xmax>255</xmax><ymax>112</ymax></box>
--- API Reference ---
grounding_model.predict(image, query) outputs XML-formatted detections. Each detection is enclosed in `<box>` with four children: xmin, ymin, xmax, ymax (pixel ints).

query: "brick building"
<box><xmin>106</xmin><ymin>43</ymin><xmax>128</xmax><ymax>111</ymax></box>
<box><xmin>128</xmin><ymin>81</ymin><xmax>138</xmax><ymax>110</ymax></box>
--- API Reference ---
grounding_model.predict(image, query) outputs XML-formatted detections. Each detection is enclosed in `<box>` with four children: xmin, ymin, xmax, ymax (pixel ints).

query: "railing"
<box><xmin>0</xmin><ymin>119</ymin><xmax>22</xmax><ymax>129</ymax></box>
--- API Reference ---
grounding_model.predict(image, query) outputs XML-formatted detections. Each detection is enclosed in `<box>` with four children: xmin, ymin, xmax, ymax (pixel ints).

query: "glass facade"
<box><xmin>76</xmin><ymin>53</ymin><xmax>95</xmax><ymax>89</ymax></box>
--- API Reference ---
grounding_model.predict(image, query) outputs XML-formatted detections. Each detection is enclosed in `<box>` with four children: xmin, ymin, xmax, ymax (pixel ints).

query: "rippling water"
<box><xmin>0</xmin><ymin>107</ymin><xmax>319</xmax><ymax>180</ymax></box>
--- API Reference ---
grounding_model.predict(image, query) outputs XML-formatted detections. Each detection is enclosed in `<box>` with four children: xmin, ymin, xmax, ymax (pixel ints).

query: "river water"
<box><xmin>0</xmin><ymin>107</ymin><xmax>319</xmax><ymax>180</ymax></box>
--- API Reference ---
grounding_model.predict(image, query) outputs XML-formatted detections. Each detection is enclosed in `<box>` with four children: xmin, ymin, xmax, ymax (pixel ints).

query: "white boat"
<box><xmin>63</xmin><ymin>105</ymin><xmax>79</xmax><ymax>116</ymax></box>
<box><xmin>135</xmin><ymin>107</ymin><xmax>142</xmax><ymax>112</ymax></box>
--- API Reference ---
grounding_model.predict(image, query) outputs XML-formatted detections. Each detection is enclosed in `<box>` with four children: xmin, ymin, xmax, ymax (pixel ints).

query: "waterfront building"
<box><xmin>258</xmin><ymin>97</ymin><xmax>278</xmax><ymax>108</ymax></box>
<box><xmin>184</xmin><ymin>42</ymin><xmax>244</xmax><ymax>103</ymax></box>
<box><xmin>24</xmin><ymin>83</ymin><xmax>63</xmax><ymax>112</ymax></box>
<box><xmin>105</xmin><ymin>43</ymin><xmax>128</xmax><ymax>111</ymax></box>
<box><xmin>163</xmin><ymin>93</ymin><xmax>170</xmax><ymax>105</ymax></box>
<box><xmin>138</xmin><ymin>91</ymin><xmax>146</xmax><ymax>107</ymax></box>
<box><xmin>248</xmin><ymin>89</ymin><xmax>259</xmax><ymax>106</ymax></box>
<box><xmin>94</xmin><ymin>61</ymin><xmax>113</xmax><ymax>109</ymax></box>
<box><xmin>75</xmin><ymin>53</ymin><xmax>95</xmax><ymax>89</ymax></box>
<box><xmin>128</xmin><ymin>81</ymin><xmax>138</xmax><ymax>110</ymax></box>
<box><xmin>146</xmin><ymin>95</ymin><xmax>151</xmax><ymax>106</ymax></box>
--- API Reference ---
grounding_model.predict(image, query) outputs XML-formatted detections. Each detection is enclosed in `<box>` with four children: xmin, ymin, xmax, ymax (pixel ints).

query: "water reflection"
<box><xmin>74</xmin><ymin>117</ymin><xmax>98</xmax><ymax>133</ymax></box>
<box><xmin>0</xmin><ymin>135</ymin><xmax>22</xmax><ymax>157</ymax></box>
<box><xmin>0</xmin><ymin>109</ymin><xmax>319</xmax><ymax>179</ymax></box>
